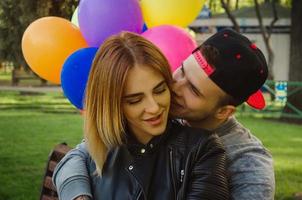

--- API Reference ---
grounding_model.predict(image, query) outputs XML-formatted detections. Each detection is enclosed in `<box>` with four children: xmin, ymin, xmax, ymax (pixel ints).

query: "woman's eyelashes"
<box><xmin>127</xmin><ymin>98</ymin><xmax>142</xmax><ymax>105</ymax></box>
<box><xmin>125</xmin><ymin>85</ymin><xmax>167</xmax><ymax>105</ymax></box>
<box><xmin>153</xmin><ymin>85</ymin><xmax>167</xmax><ymax>94</ymax></box>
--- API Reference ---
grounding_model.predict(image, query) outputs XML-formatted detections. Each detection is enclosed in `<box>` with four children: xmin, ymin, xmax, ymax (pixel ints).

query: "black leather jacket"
<box><xmin>54</xmin><ymin>120</ymin><xmax>229</xmax><ymax>200</ymax></box>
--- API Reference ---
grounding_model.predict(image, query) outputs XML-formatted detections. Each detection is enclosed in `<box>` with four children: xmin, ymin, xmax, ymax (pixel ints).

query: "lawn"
<box><xmin>0</xmin><ymin>90</ymin><xmax>301</xmax><ymax>200</ymax></box>
<box><xmin>0</xmin><ymin>70</ymin><xmax>11</xmax><ymax>80</ymax></box>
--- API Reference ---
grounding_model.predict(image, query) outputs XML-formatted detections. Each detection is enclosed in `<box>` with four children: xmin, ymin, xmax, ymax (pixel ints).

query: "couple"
<box><xmin>53</xmin><ymin>29</ymin><xmax>275</xmax><ymax>200</ymax></box>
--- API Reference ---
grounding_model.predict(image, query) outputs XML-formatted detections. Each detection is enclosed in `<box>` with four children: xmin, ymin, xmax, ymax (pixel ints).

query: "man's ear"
<box><xmin>214</xmin><ymin>105</ymin><xmax>236</xmax><ymax>120</ymax></box>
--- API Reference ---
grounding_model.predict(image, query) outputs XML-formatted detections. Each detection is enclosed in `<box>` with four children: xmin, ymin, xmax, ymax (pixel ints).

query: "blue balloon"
<box><xmin>142</xmin><ymin>23</ymin><xmax>148</xmax><ymax>32</ymax></box>
<box><xmin>61</xmin><ymin>47</ymin><xmax>98</xmax><ymax>109</ymax></box>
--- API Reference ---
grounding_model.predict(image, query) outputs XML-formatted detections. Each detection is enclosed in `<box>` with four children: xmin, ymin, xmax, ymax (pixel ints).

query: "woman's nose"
<box><xmin>145</xmin><ymin>97</ymin><xmax>160</xmax><ymax>114</ymax></box>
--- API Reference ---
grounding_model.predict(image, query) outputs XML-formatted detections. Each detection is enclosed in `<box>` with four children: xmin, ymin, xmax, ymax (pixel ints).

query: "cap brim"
<box><xmin>246</xmin><ymin>90</ymin><xmax>266</xmax><ymax>110</ymax></box>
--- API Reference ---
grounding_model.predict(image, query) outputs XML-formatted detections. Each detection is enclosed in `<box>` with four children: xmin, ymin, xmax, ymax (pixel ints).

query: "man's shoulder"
<box><xmin>216</xmin><ymin>117</ymin><xmax>273</xmax><ymax>169</ymax></box>
<box><xmin>226</xmin><ymin>136</ymin><xmax>275</xmax><ymax>200</ymax></box>
<box><xmin>216</xmin><ymin>118</ymin><xmax>275</xmax><ymax>199</ymax></box>
<box><xmin>221</xmin><ymin>120</ymin><xmax>274</xmax><ymax>180</ymax></box>
<box><xmin>221</xmin><ymin>124</ymin><xmax>272</xmax><ymax>158</ymax></box>
<box><xmin>218</xmin><ymin>117</ymin><xmax>263</xmax><ymax>146</ymax></box>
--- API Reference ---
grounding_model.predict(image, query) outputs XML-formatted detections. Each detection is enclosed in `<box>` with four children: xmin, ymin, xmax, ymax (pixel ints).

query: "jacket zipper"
<box><xmin>136</xmin><ymin>190</ymin><xmax>144</xmax><ymax>200</ymax></box>
<box><xmin>169</xmin><ymin>148</ymin><xmax>177</xmax><ymax>199</ymax></box>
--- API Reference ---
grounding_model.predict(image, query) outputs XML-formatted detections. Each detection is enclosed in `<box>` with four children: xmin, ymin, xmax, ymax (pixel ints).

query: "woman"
<box><xmin>53</xmin><ymin>32</ymin><xmax>229</xmax><ymax>200</ymax></box>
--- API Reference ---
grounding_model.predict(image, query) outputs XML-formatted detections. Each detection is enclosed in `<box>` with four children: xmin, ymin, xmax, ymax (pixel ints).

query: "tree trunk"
<box><xmin>220</xmin><ymin>0</ymin><xmax>240</xmax><ymax>32</ymax></box>
<box><xmin>281</xmin><ymin>0</ymin><xmax>302</xmax><ymax>123</ymax></box>
<box><xmin>289</xmin><ymin>0</ymin><xmax>302</xmax><ymax>82</ymax></box>
<box><xmin>235</xmin><ymin>0</ymin><xmax>239</xmax><ymax>10</ymax></box>
<box><xmin>254</xmin><ymin>0</ymin><xmax>275</xmax><ymax>80</ymax></box>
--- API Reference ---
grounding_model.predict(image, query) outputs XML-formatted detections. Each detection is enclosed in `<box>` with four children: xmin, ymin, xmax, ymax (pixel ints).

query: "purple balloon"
<box><xmin>78</xmin><ymin>0</ymin><xmax>143</xmax><ymax>47</ymax></box>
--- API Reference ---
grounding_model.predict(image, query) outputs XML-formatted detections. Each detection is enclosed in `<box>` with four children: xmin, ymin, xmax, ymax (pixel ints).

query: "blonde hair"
<box><xmin>84</xmin><ymin>32</ymin><xmax>173</xmax><ymax>174</ymax></box>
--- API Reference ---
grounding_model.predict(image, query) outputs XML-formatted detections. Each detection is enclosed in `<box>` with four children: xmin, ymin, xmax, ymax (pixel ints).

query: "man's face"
<box><xmin>171</xmin><ymin>55</ymin><xmax>226</xmax><ymax>125</ymax></box>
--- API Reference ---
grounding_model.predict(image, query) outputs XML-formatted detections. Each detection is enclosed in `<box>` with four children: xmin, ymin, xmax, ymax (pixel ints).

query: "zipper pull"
<box><xmin>180</xmin><ymin>169</ymin><xmax>184</xmax><ymax>182</ymax></box>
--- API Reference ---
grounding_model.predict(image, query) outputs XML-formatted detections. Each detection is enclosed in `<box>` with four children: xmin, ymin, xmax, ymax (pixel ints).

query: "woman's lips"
<box><xmin>144</xmin><ymin>113</ymin><xmax>163</xmax><ymax>126</ymax></box>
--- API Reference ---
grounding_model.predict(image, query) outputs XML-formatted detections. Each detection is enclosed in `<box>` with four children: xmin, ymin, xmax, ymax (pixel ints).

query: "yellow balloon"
<box><xmin>140</xmin><ymin>0</ymin><xmax>205</xmax><ymax>28</ymax></box>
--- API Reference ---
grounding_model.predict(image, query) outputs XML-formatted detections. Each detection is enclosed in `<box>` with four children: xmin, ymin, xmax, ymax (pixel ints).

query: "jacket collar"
<box><xmin>213</xmin><ymin>116</ymin><xmax>238</xmax><ymax>137</ymax></box>
<box><xmin>126</xmin><ymin>120</ymin><xmax>172</xmax><ymax>156</ymax></box>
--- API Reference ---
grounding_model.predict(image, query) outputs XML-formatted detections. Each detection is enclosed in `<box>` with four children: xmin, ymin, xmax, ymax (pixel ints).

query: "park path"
<box><xmin>0</xmin><ymin>85</ymin><xmax>62</xmax><ymax>93</ymax></box>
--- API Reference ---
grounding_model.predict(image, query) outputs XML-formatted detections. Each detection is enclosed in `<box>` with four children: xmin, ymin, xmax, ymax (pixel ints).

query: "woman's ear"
<box><xmin>214</xmin><ymin>105</ymin><xmax>236</xmax><ymax>120</ymax></box>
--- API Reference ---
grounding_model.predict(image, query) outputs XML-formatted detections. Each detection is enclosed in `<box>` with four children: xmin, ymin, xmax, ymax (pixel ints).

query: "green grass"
<box><xmin>0</xmin><ymin>70</ymin><xmax>11</xmax><ymax>81</ymax></box>
<box><xmin>0</xmin><ymin>90</ymin><xmax>301</xmax><ymax>200</ymax></box>
<box><xmin>0</xmin><ymin>91</ymin><xmax>83</xmax><ymax>200</ymax></box>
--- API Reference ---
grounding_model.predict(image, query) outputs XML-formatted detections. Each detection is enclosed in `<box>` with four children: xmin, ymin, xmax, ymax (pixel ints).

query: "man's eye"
<box><xmin>190</xmin><ymin>85</ymin><xmax>200</xmax><ymax>96</ymax></box>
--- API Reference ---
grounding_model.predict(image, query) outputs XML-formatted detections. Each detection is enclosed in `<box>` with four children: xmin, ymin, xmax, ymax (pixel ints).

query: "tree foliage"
<box><xmin>0</xmin><ymin>0</ymin><xmax>78</xmax><ymax>69</ymax></box>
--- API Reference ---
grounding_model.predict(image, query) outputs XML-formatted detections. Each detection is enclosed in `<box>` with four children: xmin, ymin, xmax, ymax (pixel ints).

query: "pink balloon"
<box><xmin>142</xmin><ymin>25</ymin><xmax>197</xmax><ymax>72</ymax></box>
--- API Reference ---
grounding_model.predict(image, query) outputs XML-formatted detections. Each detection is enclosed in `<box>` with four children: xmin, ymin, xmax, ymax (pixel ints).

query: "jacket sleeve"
<box><xmin>225</xmin><ymin>143</ymin><xmax>275</xmax><ymax>200</ymax></box>
<box><xmin>186</xmin><ymin>134</ymin><xmax>229</xmax><ymax>200</ymax></box>
<box><xmin>52</xmin><ymin>142</ymin><xmax>93</xmax><ymax>200</ymax></box>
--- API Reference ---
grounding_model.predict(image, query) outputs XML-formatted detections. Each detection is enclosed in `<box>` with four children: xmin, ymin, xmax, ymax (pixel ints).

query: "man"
<box><xmin>54</xmin><ymin>29</ymin><xmax>275</xmax><ymax>200</ymax></box>
<box><xmin>171</xmin><ymin>28</ymin><xmax>275</xmax><ymax>199</ymax></box>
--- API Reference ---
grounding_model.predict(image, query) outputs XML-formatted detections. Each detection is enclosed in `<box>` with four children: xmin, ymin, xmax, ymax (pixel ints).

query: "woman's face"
<box><xmin>122</xmin><ymin>65</ymin><xmax>171</xmax><ymax>144</ymax></box>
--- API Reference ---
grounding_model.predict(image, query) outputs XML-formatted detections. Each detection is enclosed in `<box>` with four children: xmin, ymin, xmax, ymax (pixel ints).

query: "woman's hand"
<box><xmin>75</xmin><ymin>195</ymin><xmax>91</xmax><ymax>200</ymax></box>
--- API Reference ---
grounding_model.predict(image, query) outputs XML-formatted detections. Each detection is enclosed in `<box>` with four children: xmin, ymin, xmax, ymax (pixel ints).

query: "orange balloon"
<box><xmin>22</xmin><ymin>17</ymin><xmax>88</xmax><ymax>84</ymax></box>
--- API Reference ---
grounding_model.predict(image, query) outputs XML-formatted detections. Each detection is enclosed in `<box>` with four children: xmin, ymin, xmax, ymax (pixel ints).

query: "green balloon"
<box><xmin>71</xmin><ymin>7</ymin><xmax>79</xmax><ymax>27</ymax></box>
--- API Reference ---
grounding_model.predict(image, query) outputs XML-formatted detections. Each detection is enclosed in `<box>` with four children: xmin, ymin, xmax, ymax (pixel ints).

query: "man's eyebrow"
<box><xmin>123</xmin><ymin>80</ymin><xmax>166</xmax><ymax>99</ymax></box>
<box><xmin>181</xmin><ymin>63</ymin><xmax>185</xmax><ymax>75</ymax></box>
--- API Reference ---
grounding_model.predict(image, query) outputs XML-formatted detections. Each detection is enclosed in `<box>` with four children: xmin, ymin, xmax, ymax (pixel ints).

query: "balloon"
<box><xmin>185</xmin><ymin>28</ymin><xmax>196</xmax><ymax>39</ymax></box>
<box><xmin>142</xmin><ymin>23</ymin><xmax>148</xmax><ymax>32</ymax></box>
<box><xmin>22</xmin><ymin>17</ymin><xmax>88</xmax><ymax>84</ymax></box>
<box><xmin>142</xmin><ymin>25</ymin><xmax>197</xmax><ymax>72</ymax></box>
<box><xmin>71</xmin><ymin>7</ymin><xmax>79</xmax><ymax>27</ymax></box>
<box><xmin>61</xmin><ymin>47</ymin><xmax>98</xmax><ymax>109</ymax></box>
<box><xmin>141</xmin><ymin>0</ymin><xmax>206</xmax><ymax>28</ymax></box>
<box><xmin>78</xmin><ymin>0</ymin><xmax>143</xmax><ymax>47</ymax></box>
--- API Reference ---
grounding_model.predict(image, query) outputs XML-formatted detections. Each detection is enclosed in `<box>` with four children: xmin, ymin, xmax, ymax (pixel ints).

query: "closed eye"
<box><xmin>154</xmin><ymin>88</ymin><xmax>166</xmax><ymax>95</ymax></box>
<box><xmin>189</xmin><ymin>83</ymin><xmax>201</xmax><ymax>96</ymax></box>
<box><xmin>126</xmin><ymin>98</ymin><xmax>142</xmax><ymax>105</ymax></box>
<box><xmin>154</xmin><ymin>84</ymin><xmax>167</xmax><ymax>94</ymax></box>
<box><xmin>153</xmin><ymin>81</ymin><xmax>167</xmax><ymax>94</ymax></box>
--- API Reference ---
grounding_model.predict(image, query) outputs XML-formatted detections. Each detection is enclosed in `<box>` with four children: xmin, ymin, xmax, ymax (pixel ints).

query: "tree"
<box><xmin>254</xmin><ymin>0</ymin><xmax>278</xmax><ymax>80</ymax></box>
<box><xmin>282</xmin><ymin>0</ymin><xmax>302</xmax><ymax>122</ymax></box>
<box><xmin>220</xmin><ymin>0</ymin><xmax>240</xmax><ymax>32</ymax></box>
<box><xmin>0</xmin><ymin>0</ymin><xmax>78</xmax><ymax>71</ymax></box>
<box><xmin>0</xmin><ymin>0</ymin><xmax>37</xmax><ymax>69</ymax></box>
<box><xmin>289</xmin><ymin>0</ymin><xmax>302</xmax><ymax>84</ymax></box>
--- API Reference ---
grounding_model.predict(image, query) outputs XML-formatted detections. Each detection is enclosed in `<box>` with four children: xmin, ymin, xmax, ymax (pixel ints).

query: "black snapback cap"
<box><xmin>192</xmin><ymin>28</ymin><xmax>268</xmax><ymax>109</ymax></box>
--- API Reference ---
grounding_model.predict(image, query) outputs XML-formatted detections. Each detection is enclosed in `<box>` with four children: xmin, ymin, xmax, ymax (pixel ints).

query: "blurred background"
<box><xmin>0</xmin><ymin>0</ymin><xmax>301</xmax><ymax>199</ymax></box>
